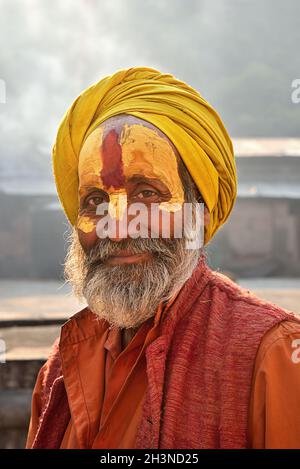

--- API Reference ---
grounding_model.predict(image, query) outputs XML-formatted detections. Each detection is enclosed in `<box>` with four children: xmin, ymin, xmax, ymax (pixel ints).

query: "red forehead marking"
<box><xmin>100</xmin><ymin>129</ymin><xmax>125</xmax><ymax>190</ymax></box>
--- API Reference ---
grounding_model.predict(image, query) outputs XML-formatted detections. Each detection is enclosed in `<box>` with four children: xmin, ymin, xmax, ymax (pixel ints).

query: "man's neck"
<box><xmin>121</xmin><ymin>327</ymin><xmax>138</xmax><ymax>350</ymax></box>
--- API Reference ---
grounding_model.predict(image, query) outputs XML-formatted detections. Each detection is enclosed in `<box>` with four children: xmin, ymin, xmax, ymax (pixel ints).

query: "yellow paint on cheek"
<box><xmin>77</xmin><ymin>216</ymin><xmax>96</xmax><ymax>233</ymax></box>
<box><xmin>120</xmin><ymin>124</ymin><xmax>185</xmax><ymax>212</ymax></box>
<box><xmin>159</xmin><ymin>201</ymin><xmax>183</xmax><ymax>212</ymax></box>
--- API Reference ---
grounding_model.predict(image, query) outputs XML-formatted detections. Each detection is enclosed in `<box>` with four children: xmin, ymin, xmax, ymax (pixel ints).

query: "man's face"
<box><xmin>77</xmin><ymin>114</ymin><xmax>185</xmax><ymax>262</ymax></box>
<box><xmin>66</xmin><ymin>115</ymin><xmax>202</xmax><ymax>329</ymax></box>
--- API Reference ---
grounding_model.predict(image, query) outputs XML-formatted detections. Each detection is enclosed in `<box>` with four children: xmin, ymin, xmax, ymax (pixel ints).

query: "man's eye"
<box><xmin>136</xmin><ymin>190</ymin><xmax>158</xmax><ymax>199</ymax></box>
<box><xmin>86</xmin><ymin>196</ymin><xmax>104</xmax><ymax>207</ymax></box>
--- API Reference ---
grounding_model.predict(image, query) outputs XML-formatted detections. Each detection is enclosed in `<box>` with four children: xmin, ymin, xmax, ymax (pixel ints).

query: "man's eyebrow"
<box><xmin>127</xmin><ymin>175</ymin><xmax>166</xmax><ymax>187</ymax></box>
<box><xmin>79</xmin><ymin>185</ymin><xmax>107</xmax><ymax>197</ymax></box>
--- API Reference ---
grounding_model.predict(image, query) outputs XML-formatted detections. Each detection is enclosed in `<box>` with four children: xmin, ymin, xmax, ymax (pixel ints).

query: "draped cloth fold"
<box><xmin>52</xmin><ymin>66</ymin><xmax>237</xmax><ymax>244</ymax></box>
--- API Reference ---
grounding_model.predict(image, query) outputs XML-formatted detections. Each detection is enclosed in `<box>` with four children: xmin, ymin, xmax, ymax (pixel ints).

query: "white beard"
<box><xmin>66</xmin><ymin>232</ymin><xmax>203</xmax><ymax>329</ymax></box>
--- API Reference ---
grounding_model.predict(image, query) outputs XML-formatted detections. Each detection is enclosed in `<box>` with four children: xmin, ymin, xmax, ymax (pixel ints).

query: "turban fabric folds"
<box><xmin>52</xmin><ymin>66</ymin><xmax>237</xmax><ymax>245</ymax></box>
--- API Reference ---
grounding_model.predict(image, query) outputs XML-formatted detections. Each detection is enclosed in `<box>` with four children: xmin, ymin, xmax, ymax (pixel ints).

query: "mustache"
<box><xmin>85</xmin><ymin>236</ymin><xmax>180</xmax><ymax>268</ymax></box>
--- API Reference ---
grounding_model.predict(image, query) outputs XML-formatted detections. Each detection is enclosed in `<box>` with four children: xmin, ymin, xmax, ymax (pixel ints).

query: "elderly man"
<box><xmin>26</xmin><ymin>67</ymin><xmax>300</xmax><ymax>449</ymax></box>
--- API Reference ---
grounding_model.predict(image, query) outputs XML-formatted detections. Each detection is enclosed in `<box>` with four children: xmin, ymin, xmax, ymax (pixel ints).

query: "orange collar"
<box><xmin>60</xmin><ymin>286</ymin><xmax>182</xmax><ymax>348</ymax></box>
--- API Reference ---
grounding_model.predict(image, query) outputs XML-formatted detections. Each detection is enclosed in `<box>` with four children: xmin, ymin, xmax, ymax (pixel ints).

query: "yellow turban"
<box><xmin>53</xmin><ymin>66</ymin><xmax>237</xmax><ymax>245</ymax></box>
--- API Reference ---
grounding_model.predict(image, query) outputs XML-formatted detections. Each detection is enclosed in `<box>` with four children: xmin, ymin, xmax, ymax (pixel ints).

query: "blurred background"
<box><xmin>0</xmin><ymin>0</ymin><xmax>299</xmax><ymax>448</ymax></box>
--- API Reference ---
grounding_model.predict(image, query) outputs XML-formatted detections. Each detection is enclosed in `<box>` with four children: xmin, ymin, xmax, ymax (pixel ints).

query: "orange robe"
<box><xmin>26</xmin><ymin>306</ymin><xmax>300</xmax><ymax>449</ymax></box>
<box><xmin>248</xmin><ymin>320</ymin><xmax>300</xmax><ymax>448</ymax></box>
<box><xmin>59</xmin><ymin>295</ymin><xmax>176</xmax><ymax>449</ymax></box>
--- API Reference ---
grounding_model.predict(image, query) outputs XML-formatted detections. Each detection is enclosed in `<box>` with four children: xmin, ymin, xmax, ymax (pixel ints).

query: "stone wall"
<box><xmin>207</xmin><ymin>197</ymin><xmax>300</xmax><ymax>277</ymax></box>
<box><xmin>0</xmin><ymin>359</ymin><xmax>44</xmax><ymax>448</ymax></box>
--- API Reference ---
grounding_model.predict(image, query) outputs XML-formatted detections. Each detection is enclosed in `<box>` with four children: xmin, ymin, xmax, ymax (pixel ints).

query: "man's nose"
<box><xmin>108</xmin><ymin>192</ymin><xmax>130</xmax><ymax>242</ymax></box>
<box><xmin>108</xmin><ymin>192</ymin><xmax>127</xmax><ymax>221</ymax></box>
<box><xmin>107</xmin><ymin>192</ymin><xmax>150</xmax><ymax>242</ymax></box>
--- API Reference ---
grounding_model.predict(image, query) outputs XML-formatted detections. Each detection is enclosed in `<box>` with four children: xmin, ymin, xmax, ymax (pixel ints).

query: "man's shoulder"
<box><xmin>204</xmin><ymin>266</ymin><xmax>300</xmax><ymax>324</ymax></box>
<box><xmin>34</xmin><ymin>336</ymin><xmax>62</xmax><ymax>407</ymax></box>
<box><xmin>255</xmin><ymin>319</ymin><xmax>300</xmax><ymax>367</ymax></box>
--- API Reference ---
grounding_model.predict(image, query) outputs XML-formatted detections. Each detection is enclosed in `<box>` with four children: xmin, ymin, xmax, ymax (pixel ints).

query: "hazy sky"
<box><xmin>0</xmin><ymin>0</ymin><xmax>299</xmax><ymax>179</ymax></box>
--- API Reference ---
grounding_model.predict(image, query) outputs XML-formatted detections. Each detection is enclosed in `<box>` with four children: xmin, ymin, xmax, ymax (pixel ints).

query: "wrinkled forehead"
<box><xmin>95</xmin><ymin>114</ymin><xmax>179</xmax><ymax>153</ymax></box>
<box><xmin>79</xmin><ymin>114</ymin><xmax>181</xmax><ymax>161</ymax></box>
<box><xmin>78</xmin><ymin>114</ymin><xmax>183</xmax><ymax>190</ymax></box>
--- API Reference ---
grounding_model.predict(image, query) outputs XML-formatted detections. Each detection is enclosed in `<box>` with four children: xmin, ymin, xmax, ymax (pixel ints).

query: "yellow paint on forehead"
<box><xmin>78</xmin><ymin>126</ymin><xmax>104</xmax><ymax>187</ymax></box>
<box><xmin>120</xmin><ymin>124</ymin><xmax>185</xmax><ymax>211</ymax></box>
<box><xmin>78</xmin><ymin>127</ymin><xmax>104</xmax><ymax>233</ymax></box>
